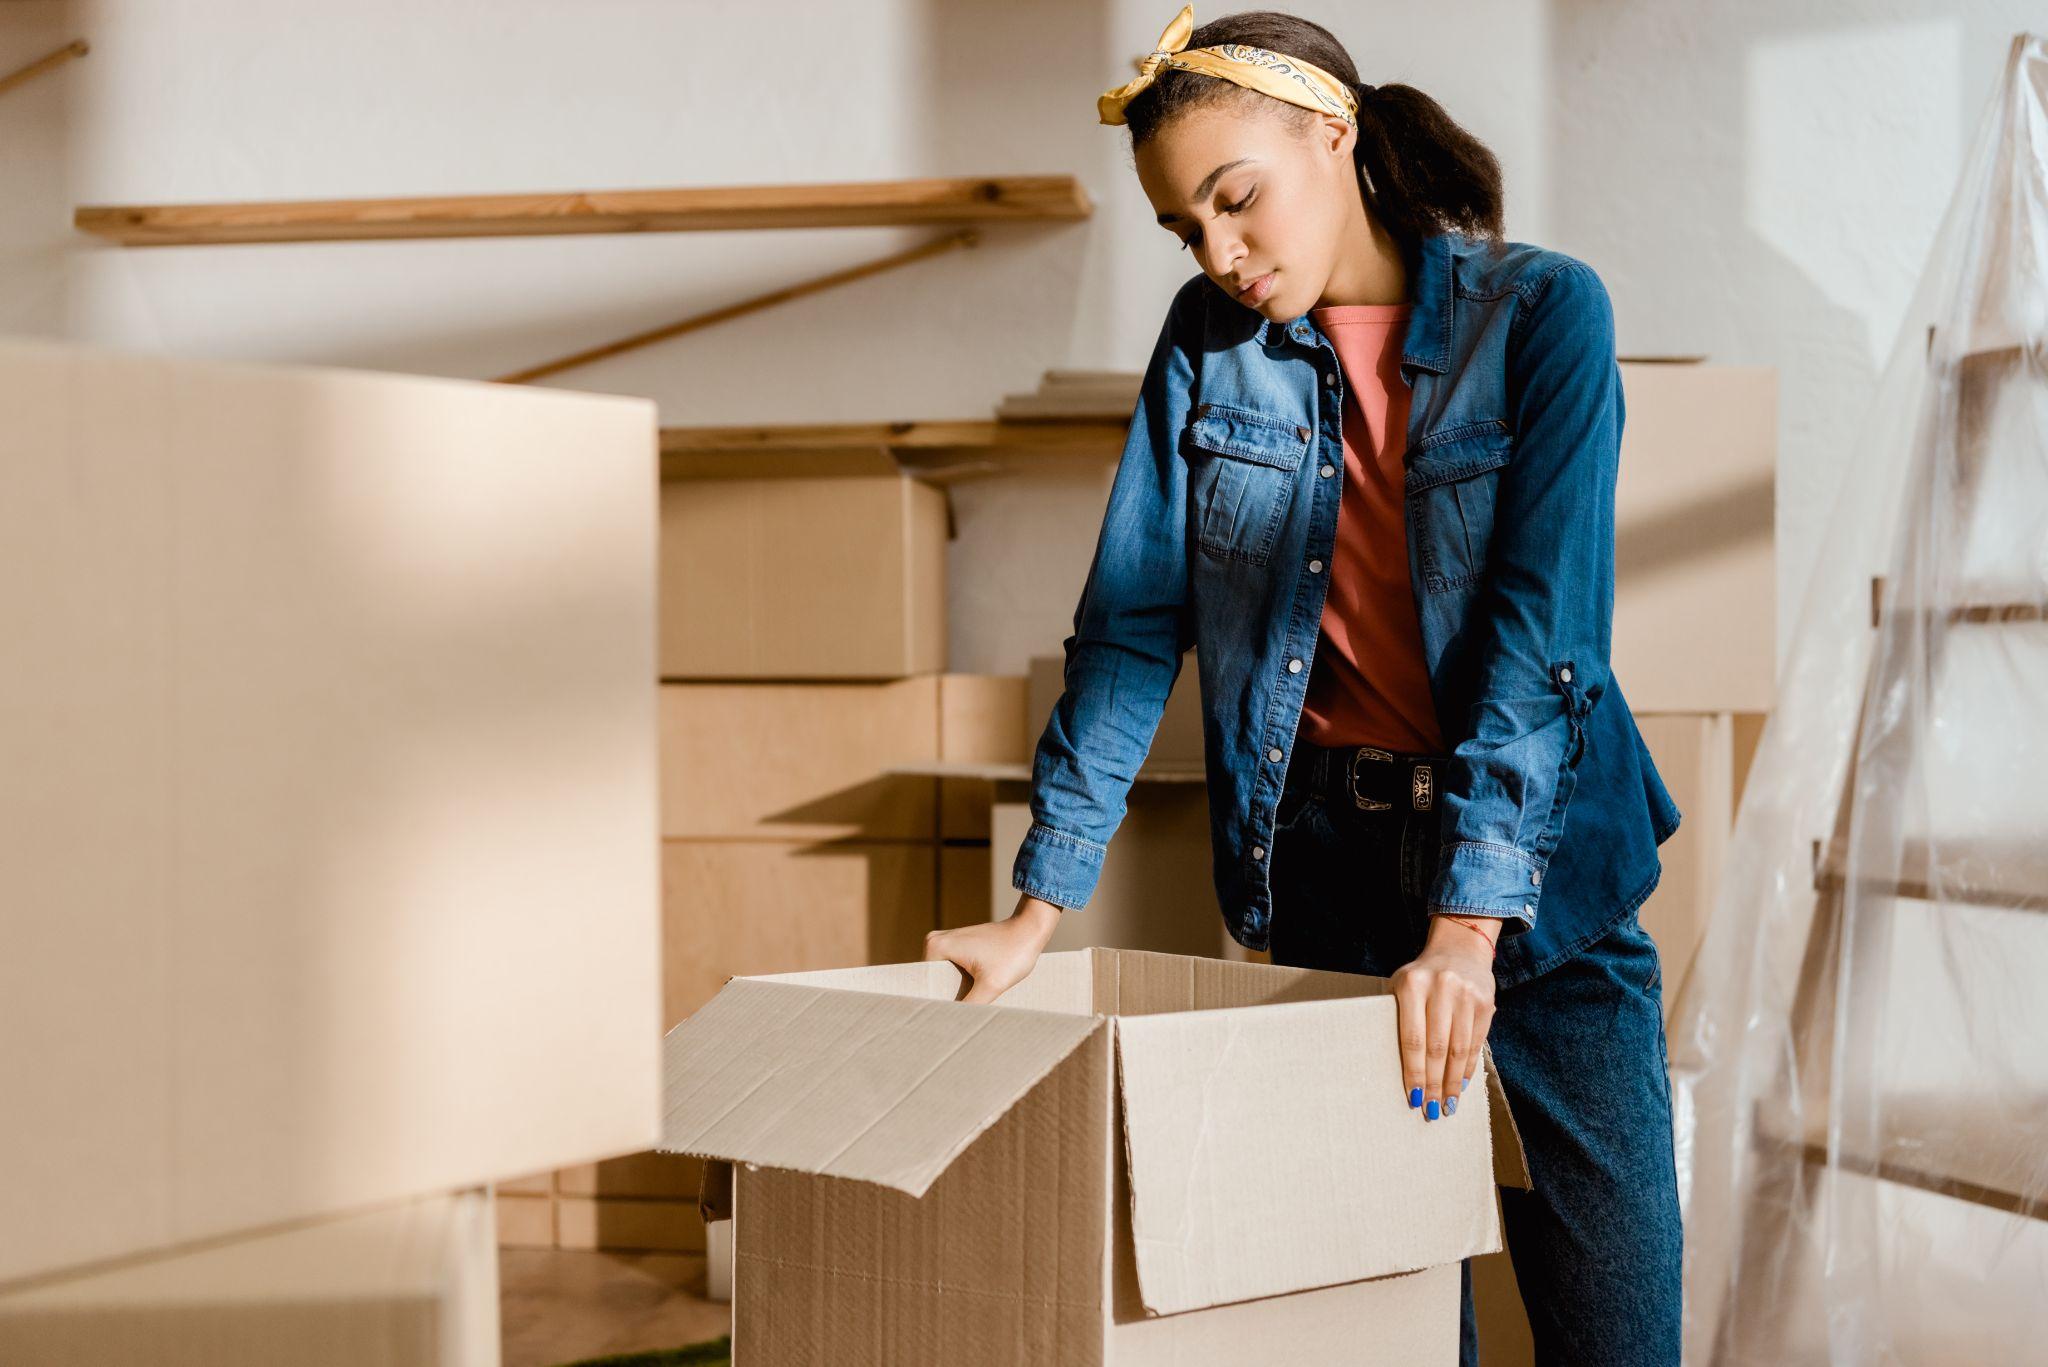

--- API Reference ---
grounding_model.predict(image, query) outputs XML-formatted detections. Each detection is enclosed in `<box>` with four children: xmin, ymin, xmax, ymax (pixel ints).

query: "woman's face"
<box><xmin>1135</xmin><ymin>99</ymin><xmax>1358</xmax><ymax>319</ymax></box>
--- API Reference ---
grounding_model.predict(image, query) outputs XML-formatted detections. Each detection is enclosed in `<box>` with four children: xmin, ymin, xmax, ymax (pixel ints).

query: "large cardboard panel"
<box><xmin>663</xmin><ymin>977</ymin><xmax>1105</xmax><ymax>1197</ymax></box>
<box><xmin>0</xmin><ymin>1188</ymin><xmax>500</xmax><ymax>1366</ymax></box>
<box><xmin>660</xmin><ymin>472</ymin><xmax>946</xmax><ymax>679</ymax></box>
<box><xmin>658</xmin><ymin>678</ymin><xmax>940</xmax><ymax>839</ymax></box>
<box><xmin>1108</xmin><ymin>1010</ymin><xmax>1467</xmax><ymax>1366</ymax></box>
<box><xmin>0</xmin><ymin>337</ymin><xmax>661</xmax><ymax>1285</ymax></box>
<box><xmin>991</xmin><ymin>787</ymin><xmax>1229</xmax><ymax>958</ymax></box>
<box><xmin>731</xmin><ymin>1032</ymin><xmax>1112</xmax><ymax>1365</ymax></box>
<box><xmin>660</xmin><ymin>838</ymin><xmax>937</xmax><ymax>1027</ymax></box>
<box><xmin>1115</xmin><ymin>998</ymin><xmax>1504</xmax><ymax>1314</ymax></box>
<box><xmin>1613</xmin><ymin>364</ymin><xmax>1777</xmax><ymax>712</ymax></box>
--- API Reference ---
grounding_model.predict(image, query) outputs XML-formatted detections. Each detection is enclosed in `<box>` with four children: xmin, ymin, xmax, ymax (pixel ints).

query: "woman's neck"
<box><xmin>1316</xmin><ymin>206</ymin><xmax>1409</xmax><ymax>308</ymax></box>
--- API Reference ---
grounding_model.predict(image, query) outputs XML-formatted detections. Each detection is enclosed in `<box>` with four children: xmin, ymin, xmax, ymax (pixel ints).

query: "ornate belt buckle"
<box><xmin>1348</xmin><ymin>747</ymin><xmax>1395</xmax><ymax>811</ymax></box>
<box><xmin>1411</xmin><ymin>763</ymin><xmax>1435</xmax><ymax>812</ymax></box>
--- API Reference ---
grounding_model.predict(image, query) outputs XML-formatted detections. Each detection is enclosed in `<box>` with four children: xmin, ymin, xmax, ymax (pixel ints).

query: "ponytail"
<box><xmin>1348</xmin><ymin>81</ymin><xmax>1506</xmax><ymax>259</ymax></box>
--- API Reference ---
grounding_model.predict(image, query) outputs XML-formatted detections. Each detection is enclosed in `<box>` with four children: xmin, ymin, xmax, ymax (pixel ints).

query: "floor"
<box><xmin>499</xmin><ymin>1246</ymin><xmax>731</xmax><ymax>1367</ymax></box>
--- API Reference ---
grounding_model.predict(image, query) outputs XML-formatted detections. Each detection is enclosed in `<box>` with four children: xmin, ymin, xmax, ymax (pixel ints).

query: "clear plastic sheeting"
<box><xmin>1668</xmin><ymin>33</ymin><xmax>2048</xmax><ymax>1366</ymax></box>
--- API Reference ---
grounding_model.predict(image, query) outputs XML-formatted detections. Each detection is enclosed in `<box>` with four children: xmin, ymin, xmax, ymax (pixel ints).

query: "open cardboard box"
<box><xmin>660</xmin><ymin>947</ymin><xmax>1531</xmax><ymax>1365</ymax></box>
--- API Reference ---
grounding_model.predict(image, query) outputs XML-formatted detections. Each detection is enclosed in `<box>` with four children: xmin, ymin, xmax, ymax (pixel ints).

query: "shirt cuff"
<box><xmin>1426</xmin><ymin>840</ymin><xmax>1545</xmax><ymax>934</ymax></box>
<box><xmin>1009</xmin><ymin>820</ymin><xmax>1106</xmax><ymax>912</ymax></box>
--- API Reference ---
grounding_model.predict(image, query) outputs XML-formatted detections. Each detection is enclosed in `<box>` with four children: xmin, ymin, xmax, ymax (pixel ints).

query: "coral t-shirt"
<box><xmin>1296</xmin><ymin>301</ymin><xmax>1447</xmax><ymax>754</ymax></box>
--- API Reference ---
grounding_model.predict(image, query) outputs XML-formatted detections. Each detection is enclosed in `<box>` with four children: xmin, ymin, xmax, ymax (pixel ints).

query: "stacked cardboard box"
<box><xmin>0</xmin><ymin>338</ymin><xmax>664</xmax><ymax>1361</ymax></box>
<box><xmin>661</xmin><ymin>947</ymin><xmax>1534</xmax><ymax>1366</ymax></box>
<box><xmin>545</xmin><ymin>453</ymin><xmax>961</xmax><ymax>1258</ymax></box>
<box><xmin>1610</xmin><ymin>361</ymin><xmax>1777</xmax><ymax>1024</ymax></box>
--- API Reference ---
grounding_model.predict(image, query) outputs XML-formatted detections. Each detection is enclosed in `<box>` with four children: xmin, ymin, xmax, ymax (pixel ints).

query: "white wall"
<box><xmin>2</xmin><ymin>0</ymin><xmax>2033</xmax><ymax>676</ymax></box>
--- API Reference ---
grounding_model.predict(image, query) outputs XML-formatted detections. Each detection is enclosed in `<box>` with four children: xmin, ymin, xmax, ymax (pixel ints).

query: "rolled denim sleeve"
<box><xmin>1010</xmin><ymin>279</ymin><xmax>1202</xmax><ymax>912</ymax></box>
<box><xmin>1427</xmin><ymin>261</ymin><xmax>1621</xmax><ymax>935</ymax></box>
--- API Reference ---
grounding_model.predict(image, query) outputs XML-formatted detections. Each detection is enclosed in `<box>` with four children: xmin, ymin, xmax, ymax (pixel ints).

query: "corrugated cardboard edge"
<box><xmin>697</xmin><ymin>1159</ymin><xmax>733</xmax><ymax>1224</ymax></box>
<box><xmin>1481</xmin><ymin>1043</ymin><xmax>1534</xmax><ymax>1190</ymax></box>
<box><xmin>659</xmin><ymin>976</ymin><xmax>1108</xmax><ymax>1199</ymax></box>
<box><xmin>1109</xmin><ymin>997</ymin><xmax>1532</xmax><ymax>1318</ymax></box>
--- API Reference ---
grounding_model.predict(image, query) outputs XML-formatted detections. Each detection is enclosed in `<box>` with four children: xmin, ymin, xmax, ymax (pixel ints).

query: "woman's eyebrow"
<box><xmin>1155</xmin><ymin>158</ymin><xmax>1256</xmax><ymax>223</ymax></box>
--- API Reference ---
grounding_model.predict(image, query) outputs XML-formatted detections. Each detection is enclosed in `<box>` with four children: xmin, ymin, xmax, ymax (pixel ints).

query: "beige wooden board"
<box><xmin>1613</xmin><ymin>364</ymin><xmax>1777</xmax><ymax>711</ymax></box>
<box><xmin>0</xmin><ymin>1189</ymin><xmax>500</xmax><ymax>1365</ymax></box>
<box><xmin>0</xmin><ymin>337</ymin><xmax>662</xmax><ymax>1285</ymax></box>
<box><xmin>658</xmin><ymin>678</ymin><xmax>939</xmax><ymax>839</ymax></box>
<box><xmin>660</xmin><ymin>838</ymin><xmax>936</xmax><ymax>1029</ymax></box>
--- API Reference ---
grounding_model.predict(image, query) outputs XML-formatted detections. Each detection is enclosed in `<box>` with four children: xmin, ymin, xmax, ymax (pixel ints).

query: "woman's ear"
<box><xmin>1320</xmin><ymin>111</ymin><xmax>1356</xmax><ymax>161</ymax></box>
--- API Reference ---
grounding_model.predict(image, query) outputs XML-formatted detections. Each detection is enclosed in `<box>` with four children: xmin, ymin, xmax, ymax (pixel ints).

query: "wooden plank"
<box><xmin>657</xmin><ymin>417</ymin><xmax>1128</xmax><ymax>482</ymax></box>
<box><xmin>1813</xmin><ymin>836</ymin><xmax>2048</xmax><ymax>912</ymax></box>
<box><xmin>0</xmin><ymin>39</ymin><xmax>89</xmax><ymax>101</ymax></box>
<box><xmin>1753</xmin><ymin>1093</ymin><xmax>2048</xmax><ymax>1220</ymax></box>
<box><xmin>74</xmin><ymin>174</ymin><xmax>1093</xmax><ymax>246</ymax></box>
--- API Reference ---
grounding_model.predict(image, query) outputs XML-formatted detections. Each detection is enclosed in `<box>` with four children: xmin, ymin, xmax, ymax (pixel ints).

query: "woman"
<box><xmin>925</xmin><ymin>7</ymin><xmax>1685</xmax><ymax>1363</ymax></box>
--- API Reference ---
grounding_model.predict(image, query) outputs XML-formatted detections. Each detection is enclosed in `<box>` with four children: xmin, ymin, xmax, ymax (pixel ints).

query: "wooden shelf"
<box><xmin>885</xmin><ymin>760</ymin><xmax>1207</xmax><ymax>785</ymax></box>
<box><xmin>1753</xmin><ymin>1090</ymin><xmax>2048</xmax><ymax>1219</ymax></box>
<box><xmin>1868</xmin><ymin>576</ymin><xmax>2045</xmax><ymax>627</ymax></box>
<box><xmin>74</xmin><ymin>174</ymin><xmax>1093</xmax><ymax>246</ymax></box>
<box><xmin>658</xmin><ymin>417</ymin><xmax>1127</xmax><ymax>482</ymax></box>
<box><xmin>1812</xmin><ymin>836</ymin><xmax>2048</xmax><ymax>913</ymax></box>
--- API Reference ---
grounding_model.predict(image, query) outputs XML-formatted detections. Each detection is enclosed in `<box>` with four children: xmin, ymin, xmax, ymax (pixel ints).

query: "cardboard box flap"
<box><xmin>1114</xmin><ymin>996</ymin><xmax>1509</xmax><ymax>1316</ymax></box>
<box><xmin>660</xmin><ymin>977</ymin><xmax>1104</xmax><ymax>1198</ymax></box>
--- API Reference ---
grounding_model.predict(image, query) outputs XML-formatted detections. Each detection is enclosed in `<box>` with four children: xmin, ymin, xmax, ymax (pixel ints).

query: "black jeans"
<box><xmin>1266</xmin><ymin>755</ymin><xmax>1684</xmax><ymax>1367</ymax></box>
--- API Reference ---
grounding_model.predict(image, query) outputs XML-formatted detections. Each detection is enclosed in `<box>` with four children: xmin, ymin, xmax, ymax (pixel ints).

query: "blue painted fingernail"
<box><xmin>1426</xmin><ymin>1099</ymin><xmax>1440</xmax><ymax>1121</ymax></box>
<box><xmin>1461</xmin><ymin>1076</ymin><xmax>1470</xmax><ymax>1093</ymax></box>
<box><xmin>1409</xmin><ymin>1087</ymin><xmax>1422</xmax><ymax>1109</ymax></box>
<box><xmin>1444</xmin><ymin>1096</ymin><xmax>1457</xmax><ymax>1116</ymax></box>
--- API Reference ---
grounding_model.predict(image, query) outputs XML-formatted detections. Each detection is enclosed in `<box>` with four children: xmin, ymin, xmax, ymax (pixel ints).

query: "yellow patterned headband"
<box><xmin>1098</xmin><ymin>4</ymin><xmax>1359</xmax><ymax>127</ymax></box>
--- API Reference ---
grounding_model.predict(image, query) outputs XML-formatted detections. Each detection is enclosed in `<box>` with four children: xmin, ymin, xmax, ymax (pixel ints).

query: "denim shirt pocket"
<box><xmin>1183</xmin><ymin>401</ymin><xmax>1309</xmax><ymax>566</ymax></box>
<box><xmin>1405</xmin><ymin>420</ymin><xmax>1512</xmax><ymax>592</ymax></box>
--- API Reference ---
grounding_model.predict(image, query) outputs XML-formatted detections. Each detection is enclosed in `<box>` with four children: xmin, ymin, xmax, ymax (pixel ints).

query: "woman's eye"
<box><xmin>1177</xmin><ymin>193</ymin><xmax>1254</xmax><ymax>251</ymax></box>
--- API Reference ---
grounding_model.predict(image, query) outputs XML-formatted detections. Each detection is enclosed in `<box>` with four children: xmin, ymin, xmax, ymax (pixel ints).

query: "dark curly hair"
<box><xmin>1118</xmin><ymin>10</ymin><xmax>1506</xmax><ymax>270</ymax></box>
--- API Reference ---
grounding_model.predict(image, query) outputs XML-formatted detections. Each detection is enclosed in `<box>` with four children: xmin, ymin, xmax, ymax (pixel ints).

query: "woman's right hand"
<box><xmin>924</xmin><ymin>895</ymin><xmax>1064</xmax><ymax>1003</ymax></box>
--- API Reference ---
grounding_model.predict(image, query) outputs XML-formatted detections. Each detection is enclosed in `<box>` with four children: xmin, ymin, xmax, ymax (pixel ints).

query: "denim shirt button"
<box><xmin>1295</xmin><ymin>425</ymin><xmax>1311</xmax><ymax>442</ymax></box>
<box><xmin>1251</xmin><ymin>846</ymin><xmax>1266</xmax><ymax>861</ymax></box>
<box><xmin>1324</xmin><ymin>371</ymin><xmax>1337</xmax><ymax>387</ymax></box>
<box><xmin>1319</xmin><ymin>463</ymin><xmax>1335</xmax><ymax>477</ymax></box>
<box><xmin>1267</xmin><ymin>747</ymin><xmax>1283</xmax><ymax>762</ymax></box>
<box><xmin>1560</xmin><ymin>666</ymin><xmax>1573</xmax><ymax>683</ymax></box>
<box><xmin>1309</xmin><ymin>559</ymin><xmax>1324</xmax><ymax>573</ymax></box>
<box><xmin>1287</xmin><ymin>658</ymin><xmax>1303</xmax><ymax>673</ymax></box>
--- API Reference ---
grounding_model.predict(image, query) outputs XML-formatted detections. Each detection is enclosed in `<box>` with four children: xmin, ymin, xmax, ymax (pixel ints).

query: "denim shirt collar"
<box><xmin>1255</xmin><ymin>228</ymin><xmax>1455</xmax><ymax>376</ymax></box>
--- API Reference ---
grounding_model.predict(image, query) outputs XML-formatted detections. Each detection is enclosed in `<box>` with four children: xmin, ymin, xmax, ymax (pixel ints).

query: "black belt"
<box><xmin>1289</xmin><ymin>740</ymin><xmax>1452</xmax><ymax>814</ymax></box>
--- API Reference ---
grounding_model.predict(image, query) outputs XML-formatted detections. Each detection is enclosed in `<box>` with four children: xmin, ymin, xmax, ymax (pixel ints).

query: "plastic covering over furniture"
<box><xmin>1667</xmin><ymin>31</ymin><xmax>2048</xmax><ymax>1367</ymax></box>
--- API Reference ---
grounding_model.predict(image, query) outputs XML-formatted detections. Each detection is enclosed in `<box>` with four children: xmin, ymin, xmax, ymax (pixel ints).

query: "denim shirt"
<box><xmin>1011</xmin><ymin>228</ymin><xmax>1683</xmax><ymax>989</ymax></box>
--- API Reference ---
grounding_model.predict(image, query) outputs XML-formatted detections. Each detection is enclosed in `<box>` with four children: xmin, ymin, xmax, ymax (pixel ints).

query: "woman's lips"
<box><xmin>1237</xmin><ymin>271</ymin><xmax>1276</xmax><ymax>305</ymax></box>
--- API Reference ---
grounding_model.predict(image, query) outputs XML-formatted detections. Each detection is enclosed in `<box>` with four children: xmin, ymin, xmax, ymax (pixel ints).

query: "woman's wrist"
<box><xmin>1429</xmin><ymin>911</ymin><xmax>1501</xmax><ymax>956</ymax></box>
<box><xmin>1014</xmin><ymin>894</ymin><xmax>1066</xmax><ymax>943</ymax></box>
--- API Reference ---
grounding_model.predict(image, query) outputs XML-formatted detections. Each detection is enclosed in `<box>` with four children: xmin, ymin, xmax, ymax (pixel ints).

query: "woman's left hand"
<box><xmin>1389</xmin><ymin>914</ymin><xmax>1500</xmax><ymax>1120</ymax></box>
